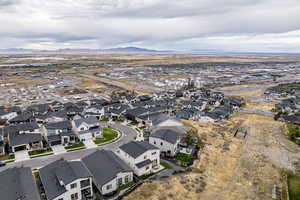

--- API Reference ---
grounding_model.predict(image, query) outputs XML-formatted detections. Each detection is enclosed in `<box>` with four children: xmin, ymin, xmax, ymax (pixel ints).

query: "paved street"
<box><xmin>0</xmin><ymin>123</ymin><xmax>138</xmax><ymax>172</ymax></box>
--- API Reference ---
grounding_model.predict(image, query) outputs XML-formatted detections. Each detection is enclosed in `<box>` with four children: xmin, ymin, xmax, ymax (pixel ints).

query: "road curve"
<box><xmin>0</xmin><ymin>123</ymin><xmax>138</xmax><ymax>172</ymax></box>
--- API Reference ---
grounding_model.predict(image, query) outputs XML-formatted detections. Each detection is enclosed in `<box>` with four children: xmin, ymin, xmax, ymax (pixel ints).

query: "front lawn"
<box><xmin>65</xmin><ymin>142</ymin><xmax>85</xmax><ymax>150</ymax></box>
<box><xmin>94</xmin><ymin>128</ymin><xmax>119</xmax><ymax>145</ymax></box>
<box><xmin>118</xmin><ymin>182</ymin><xmax>135</xmax><ymax>191</ymax></box>
<box><xmin>287</xmin><ymin>173</ymin><xmax>300</xmax><ymax>200</ymax></box>
<box><xmin>160</xmin><ymin>161</ymin><xmax>172</xmax><ymax>169</ymax></box>
<box><xmin>175</xmin><ymin>152</ymin><xmax>194</xmax><ymax>163</ymax></box>
<box><xmin>28</xmin><ymin>148</ymin><xmax>53</xmax><ymax>156</ymax></box>
<box><xmin>0</xmin><ymin>154</ymin><xmax>15</xmax><ymax>161</ymax></box>
<box><xmin>100</xmin><ymin>117</ymin><xmax>109</xmax><ymax>122</ymax></box>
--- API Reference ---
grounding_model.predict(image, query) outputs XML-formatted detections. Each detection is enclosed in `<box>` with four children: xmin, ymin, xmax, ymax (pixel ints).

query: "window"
<box><xmin>144</xmin><ymin>155</ymin><xmax>147</xmax><ymax>159</ymax></box>
<box><xmin>70</xmin><ymin>183</ymin><xmax>77</xmax><ymax>189</ymax></box>
<box><xmin>71</xmin><ymin>193</ymin><xmax>78</xmax><ymax>200</ymax></box>
<box><xmin>106</xmin><ymin>184</ymin><xmax>112</xmax><ymax>190</ymax></box>
<box><xmin>125</xmin><ymin>175</ymin><xmax>130</xmax><ymax>184</ymax></box>
<box><xmin>117</xmin><ymin>178</ymin><xmax>122</xmax><ymax>186</ymax></box>
<box><xmin>80</xmin><ymin>179</ymin><xmax>90</xmax><ymax>188</ymax></box>
<box><xmin>154</xmin><ymin>141</ymin><xmax>156</xmax><ymax>144</ymax></box>
<box><xmin>146</xmin><ymin>166</ymin><xmax>150</xmax><ymax>170</ymax></box>
<box><xmin>161</xmin><ymin>142</ymin><xmax>163</xmax><ymax>146</ymax></box>
<box><xmin>152</xmin><ymin>152</ymin><xmax>156</xmax><ymax>155</ymax></box>
<box><xmin>58</xmin><ymin>199</ymin><xmax>64</xmax><ymax>200</ymax></box>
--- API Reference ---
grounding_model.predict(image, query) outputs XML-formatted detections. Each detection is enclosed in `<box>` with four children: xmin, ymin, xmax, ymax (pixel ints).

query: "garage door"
<box><xmin>14</xmin><ymin>145</ymin><xmax>27</xmax><ymax>152</ymax></box>
<box><xmin>50</xmin><ymin>140</ymin><xmax>62</xmax><ymax>146</ymax></box>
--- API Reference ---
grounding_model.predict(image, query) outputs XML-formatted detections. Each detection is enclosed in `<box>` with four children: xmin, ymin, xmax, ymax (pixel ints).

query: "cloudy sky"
<box><xmin>1</xmin><ymin>0</ymin><xmax>300</xmax><ymax>52</ymax></box>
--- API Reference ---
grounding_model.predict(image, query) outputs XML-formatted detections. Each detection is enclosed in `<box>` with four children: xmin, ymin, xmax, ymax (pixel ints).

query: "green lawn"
<box><xmin>100</xmin><ymin>117</ymin><xmax>109</xmax><ymax>122</ymax></box>
<box><xmin>140</xmin><ymin>173</ymin><xmax>155</xmax><ymax>180</ymax></box>
<box><xmin>94</xmin><ymin>128</ymin><xmax>119</xmax><ymax>145</ymax></box>
<box><xmin>160</xmin><ymin>161</ymin><xmax>172</xmax><ymax>169</ymax></box>
<box><xmin>118</xmin><ymin>181</ymin><xmax>135</xmax><ymax>191</ymax></box>
<box><xmin>287</xmin><ymin>124</ymin><xmax>300</xmax><ymax>146</ymax></box>
<box><xmin>175</xmin><ymin>152</ymin><xmax>194</xmax><ymax>163</ymax></box>
<box><xmin>65</xmin><ymin>142</ymin><xmax>85</xmax><ymax>150</ymax></box>
<box><xmin>0</xmin><ymin>154</ymin><xmax>15</xmax><ymax>161</ymax></box>
<box><xmin>28</xmin><ymin>148</ymin><xmax>53</xmax><ymax>156</ymax></box>
<box><xmin>288</xmin><ymin>173</ymin><xmax>300</xmax><ymax>200</ymax></box>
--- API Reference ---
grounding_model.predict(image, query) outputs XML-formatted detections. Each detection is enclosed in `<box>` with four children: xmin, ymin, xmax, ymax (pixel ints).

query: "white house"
<box><xmin>82</xmin><ymin>150</ymin><xmax>133</xmax><ymax>195</ymax></box>
<box><xmin>0</xmin><ymin>110</ymin><xmax>18</xmax><ymax>121</ymax></box>
<box><xmin>149</xmin><ymin>128</ymin><xmax>184</xmax><ymax>157</ymax></box>
<box><xmin>39</xmin><ymin>160</ymin><xmax>93</xmax><ymax>200</ymax></box>
<box><xmin>73</xmin><ymin>116</ymin><xmax>103</xmax><ymax>141</ymax></box>
<box><xmin>116</xmin><ymin>141</ymin><xmax>160</xmax><ymax>176</ymax></box>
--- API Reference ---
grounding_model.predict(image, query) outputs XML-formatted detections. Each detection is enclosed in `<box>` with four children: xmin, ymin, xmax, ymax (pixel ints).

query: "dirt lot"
<box><xmin>126</xmin><ymin>112</ymin><xmax>300</xmax><ymax>200</ymax></box>
<box><xmin>126</xmin><ymin>82</ymin><xmax>300</xmax><ymax>200</ymax></box>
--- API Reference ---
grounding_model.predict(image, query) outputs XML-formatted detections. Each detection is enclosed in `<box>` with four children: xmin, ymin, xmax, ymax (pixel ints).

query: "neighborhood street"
<box><xmin>0</xmin><ymin>123</ymin><xmax>138</xmax><ymax>172</ymax></box>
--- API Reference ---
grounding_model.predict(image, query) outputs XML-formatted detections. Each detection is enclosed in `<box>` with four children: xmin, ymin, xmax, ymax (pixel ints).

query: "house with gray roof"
<box><xmin>0</xmin><ymin>167</ymin><xmax>41</xmax><ymax>200</ymax></box>
<box><xmin>43</xmin><ymin>120</ymin><xmax>76</xmax><ymax>146</ymax></box>
<box><xmin>5</xmin><ymin>122</ymin><xmax>43</xmax><ymax>152</ymax></box>
<box><xmin>149</xmin><ymin>128</ymin><xmax>184</xmax><ymax>157</ymax></box>
<box><xmin>39</xmin><ymin>160</ymin><xmax>93</xmax><ymax>200</ymax></box>
<box><xmin>82</xmin><ymin>150</ymin><xmax>133</xmax><ymax>195</ymax></box>
<box><xmin>116</xmin><ymin>141</ymin><xmax>160</xmax><ymax>176</ymax></box>
<box><xmin>73</xmin><ymin>116</ymin><xmax>103</xmax><ymax>141</ymax></box>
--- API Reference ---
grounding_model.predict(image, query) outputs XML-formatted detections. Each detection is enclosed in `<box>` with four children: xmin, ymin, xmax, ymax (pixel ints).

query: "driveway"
<box><xmin>51</xmin><ymin>145</ymin><xmax>66</xmax><ymax>155</ymax></box>
<box><xmin>83</xmin><ymin>140</ymin><xmax>97</xmax><ymax>149</ymax></box>
<box><xmin>0</xmin><ymin>123</ymin><xmax>138</xmax><ymax>172</ymax></box>
<box><xmin>15</xmin><ymin>150</ymin><xmax>30</xmax><ymax>162</ymax></box>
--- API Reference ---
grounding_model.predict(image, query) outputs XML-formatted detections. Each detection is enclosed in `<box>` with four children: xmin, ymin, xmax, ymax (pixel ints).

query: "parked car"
<box><xmin>0</xmin><ymin>161</ymin><xmax>6</xmax><ymax>167</ymax></box>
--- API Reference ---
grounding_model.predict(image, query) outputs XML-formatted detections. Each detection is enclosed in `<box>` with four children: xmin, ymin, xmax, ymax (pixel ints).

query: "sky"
<box><xmin>0</xmin><ymin>0</ymin><xmax>300</xmax><ymax>52</ymax></box>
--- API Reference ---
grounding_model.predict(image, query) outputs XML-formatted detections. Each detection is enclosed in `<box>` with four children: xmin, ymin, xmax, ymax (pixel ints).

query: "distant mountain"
<box><xmin>103</xmin><ymin>46</ymin><xmax>161</xmax><ymax>53</ymax></box>
<box><xmin>0</xmin><ymin>46</ymin><xmax>168</xmax><ymax>54</ymax></box>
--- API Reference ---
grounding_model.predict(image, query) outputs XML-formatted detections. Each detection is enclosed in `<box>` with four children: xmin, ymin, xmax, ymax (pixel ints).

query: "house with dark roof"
<box><xmin>36</xmin><ymin>110</ymin><xmax>68</xmax><ymax>124</ymax></box>
<box><xmin>73</xmin><ymin>116</ymin><xmax>103</xmax><ymax>141</ymax></box>
<box><xmin>39</xmin><ymin>160</ymin><xmax>93</xmax><ymax>200</ymax></box>
<box><xmin>5</xmin><ymin>122</ymin><xmax>43</xmax><ymax>152</ymax></box>
<box><xmin>82</xmin><ymin>150</ymin><xmax>133</xmax><ymax>195</ymax></box>
<box><xmin>0</xmin><ymin>167</ymin><xmax>41</xmax><ymax>200</ymax></box>
<box><xmin>43</xmin><ymin>120</ymin><xmax>76</xmax><ymax>146</ymax></box>
<box><xmin>149</xmin><ymin>128</ymin><xmax>184</xmax><ymax>157</ymax></box>
<box><xmin>137</xmin><ymin>113</ymin><xmax>183</xmax><ymax>129</ymax></box>
<box><xmin>116</xmin><ymin>141</ymin><xmax>160</xmax><ymax>176</ymax></box>
<box><xmin>8</xmin><ymin>111</ymin><xmax>35</xmax><ymax>124</ymax></box>
<box><xmin>0</xmin><ymin>109</ymin><xmax>18</xmax><ymax>121</ymax></box>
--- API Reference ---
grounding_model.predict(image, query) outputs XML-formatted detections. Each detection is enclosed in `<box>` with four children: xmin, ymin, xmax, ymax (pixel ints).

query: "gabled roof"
<box><xmin>126</xmin><ymin>107</ymin><xmax>148</xmax><ymax>117</ymax></box>
<box><xmin>45</xmin><ymin>120</ymin><xmax>72</xmax><ymax>130</ymax></box>
<box><xmin>4</xmin><ymin>122</ymin><xmax>39</xmax><ymax>135</ymax></box>
<box><xmin>82</xmin><ymin>150</ymin><xmax>131</xmax><ymax>186</ymax></box>
<box><xmin>9</xmin><ymin>111</ymin><xmax>34</xmax><ymax>123</ymax></box>
<box><xmin>150</xmin><ymin>128</ymin><xmax>183</xmax><ymax>144</ymax></box>
<box><xmin>119</xmin><ymin>141</ymin><xmax>158</xmax><ymax>158</ymax></box>
<box><xmin>74</xmin><ymin>116</ymin><xmax>99</xmax><ymax>127</ymax></box>
<box><xmin>9</xmin><ymin>132</ymin><xmax>42</xmax><ymax>146</ymax></box>
<box><xmin>40</xmin><ymin>160</ymin><xmax>91</xmax><ymax>200</ymax></box>
<box><xmin>0</xmin><ymin>167</ymin><xmax>41</xmax><ymax>200</ymax></box>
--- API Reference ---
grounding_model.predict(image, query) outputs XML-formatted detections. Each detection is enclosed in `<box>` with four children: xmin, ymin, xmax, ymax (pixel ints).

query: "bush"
<box><xmin>176</xmin><ymin>153</ymin><xmax>194</xmax><ymax>163</ymax></box>
<box><xmin>287</xmin><ymin>124</ymin><xmax>300</xmax><ymax>146</ymax></box>
<box><xmin>287</xmin><ymin>172</ymin><xmax>300</xmax><ymax>200</ymax></box>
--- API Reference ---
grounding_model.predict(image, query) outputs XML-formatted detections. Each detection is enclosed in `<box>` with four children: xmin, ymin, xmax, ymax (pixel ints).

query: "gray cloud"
<box><xmin>0</xmin><ymin>0</ymin><xmax>300</xmax><ymax>52</ymax></box>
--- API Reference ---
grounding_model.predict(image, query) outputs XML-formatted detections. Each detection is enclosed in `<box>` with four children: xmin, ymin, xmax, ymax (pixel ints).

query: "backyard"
<box><xmin>287</xmin><ymin>173</ymin><xmax>300</xmax><ymax>200</ymax></box>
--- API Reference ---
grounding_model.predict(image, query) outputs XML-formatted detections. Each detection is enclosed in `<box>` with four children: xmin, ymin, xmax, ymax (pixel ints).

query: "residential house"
<box><xmin>36</xmin><ymin>110</ymin><xmax>68</xmax><ymax>124</ymax></box>
<box><xmin>44</xmin><ymin>120</ymin><xmax>76</xmax><ymax>146</ymax></box>
<box><xmin>149</xmin><ymin>128</ymin><xmax>184</xmax><ymax>157</ymax></box>
<box><xmin>73</xmin><ymin>116</ymin><xmax>103</xmax><ymax>141</ymax></box>
<box><xmin>8</xmin><ymin>111</ymin><xmax>35</xmax><ymax>124</ymax></box>
<box><xmin>82</xmin><ymin>150</ymin><xmax>133</xmax><ymax>195</ymax></box>
<box><xmin>0</xmin><ymin>109</ymin><xmax>18</xmax><ymax>121</ymax></box>
<box><xmin>5</xmin><ymin>122</ymin><xmax>43</xmax><ymax>152</ymax></box>
<box><xmin>0</xmin><ymin>167</ymin><xmax>41</xmax><ymax>200</ymax></box>
<box><xmin>39</xmin><ymin>160</ymin><xmax>93</xmax><ymax>200</ymax></box>
<box><xmin>116</xmin><ymin>141</ymin><xmax>160</xmax><ymax>176</ymax></box>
